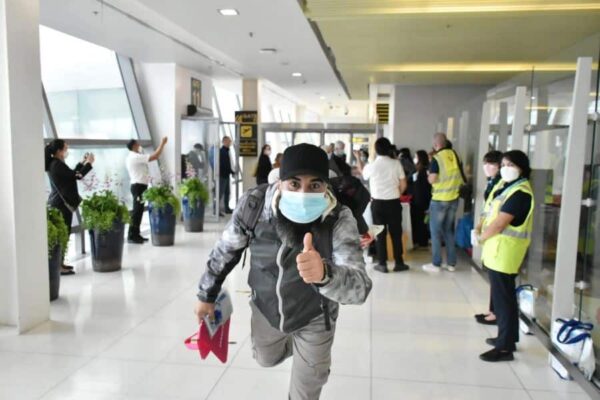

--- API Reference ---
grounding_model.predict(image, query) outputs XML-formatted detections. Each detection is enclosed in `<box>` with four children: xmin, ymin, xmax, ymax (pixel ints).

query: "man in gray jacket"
<box><xmin>195</xmin><ymin>143</ymin><xmax>372</xmax><ymax>400</ymax></box>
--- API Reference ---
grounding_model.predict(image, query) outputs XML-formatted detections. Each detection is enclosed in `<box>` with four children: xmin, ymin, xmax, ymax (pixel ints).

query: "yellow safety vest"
<box><xmin>481</xmin><ymin>179</ymin><xmax>535</xmax><ymax>275</ymax></box>
<box><xmin>431</xmin><ymin>149</ymin><xmax>463</xmax><ymax>202</ymax></box>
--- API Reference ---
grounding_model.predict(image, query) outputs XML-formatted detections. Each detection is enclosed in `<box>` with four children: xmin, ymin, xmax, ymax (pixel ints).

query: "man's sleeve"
<box><xmin>429</xmin><ymin>159</ymin><xmax>439</xmax><ymax>174</ymax></box>
<box><xmin>319</xmin><ymin>207</ymin><xmax>373</xmax><ymax>304</ymax></box>
<box><xmin>197</xmin><ymin>193</ymin><xmax>252</xmax><ymax>302</ymax></box>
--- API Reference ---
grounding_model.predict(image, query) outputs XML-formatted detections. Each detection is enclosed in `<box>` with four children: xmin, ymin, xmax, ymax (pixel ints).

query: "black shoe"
<box><xmin>219</xmin><ymin>212</ymin><xmax>225</xmax><ymax>217</ymax></box>
<box><xmin>141</xmin><ymin>236</ymin><xmax>149</xmax><ymax>242</ymax></box>
<box><xmin>62</xmin><ymin>264</ymin><xmax>74</xmax><ymax>271</ymax></box>
<box><xmin>479</xmin><ymin>348</ymin><xmax>514</xmax><ymax>362</ymax></box>
<box><xmin>393</xmin><ymin>263</ymin><xmax>410</xmax><ymax>272</ymax></box>
<box><xmin>224</xmin><ymin>209</ymin><xmax>233</xmax><ymax>215</ymax></box>
<box><xmin>60</xmin><ymin>268</ymin><xmax>75</xmax><ymax>276</ymax></box>
<box><xmin>485</xmin><ymin>338</ymin><xmax>497</xmax><ymax>347</ymax></box>
<box><xmin>128</xmin><ymin>237</ymin><xmax>145</xmax><ymax>244</ymax></box>
<box><xmin>374</xmin><ymin>264</ymin><xmax>388</xmax><ymax>273</ymax></box>
<box><xmin>474</xmin><ymin>313</ymin><xmax>488</xmax><ymax>319</ymax></box>
<box><xmin>476</xmin><ymin>316</ymin><xmax>497</xmax><ymax>326</ymax></box>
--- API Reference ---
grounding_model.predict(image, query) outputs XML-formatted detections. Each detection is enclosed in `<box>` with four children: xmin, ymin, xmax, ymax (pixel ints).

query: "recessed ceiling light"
<box><xmin>531</xmin><ymin>96</ymin><xmax>536</xmax><ymax>100</ymax></box>
<box><xmin>218</xmin><ymin>9</ymin><xmax>239</xmax><ymax>16</ymax></box>
<box><xmin>320</xmin><ymin>96</ymin><xmax>326</xmax><ymax>100</ymax></box>
<box><xmin>259</xmin><ymin>48</ymin><xmax>277</xmax><ymax>54</ymax></box>
<box><xmin>292</xmin><ymin>72</ymin><xmax>302</xmax><ymax>77</ymax></box>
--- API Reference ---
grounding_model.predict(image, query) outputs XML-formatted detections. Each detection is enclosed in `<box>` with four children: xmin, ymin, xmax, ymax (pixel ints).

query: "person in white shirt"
<box><xmin>125</xmin><ymin>137</ymin><xmax>168</xmax><ymax>244</ymax></box>
<box><xmin>356</xmin><ymin>137</ymin><xmax>409</xmax><ymax>273</ymax></box>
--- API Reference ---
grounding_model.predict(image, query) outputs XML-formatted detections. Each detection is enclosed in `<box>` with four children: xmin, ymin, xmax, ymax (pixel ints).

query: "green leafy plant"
<box><xmin>81</xmin><ymin>190</ymin><xmax>130</xmax><ymax>233</ymax></box>
<box><xmin>47</xmin><ymin>207</ymin><xmax>69</xmax><ymax>259</ymax></box>
<box><xmin>179</xmin><ymin>178</ymin><xmax>209</xmax><ymax>210</ymax></box>
<box><xmin>143</xmin><ymin>184</ymin><xmax>180</xmax><ymax>215</ymax></box>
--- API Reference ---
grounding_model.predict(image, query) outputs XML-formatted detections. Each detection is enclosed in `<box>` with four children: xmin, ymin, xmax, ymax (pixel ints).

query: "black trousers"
<box><xmin>488</xmin><ymin>268</ymin><xmax>519</xmax><ymax>351</ymax></box>
<box><xmin>410</xmin><ymin>204</ymin><xmax>429</xmax><ymax>247</ymax></box>
<box><xmin>219</xmin><ymin>176</ymin><xmax>231</xmax><ymax>211</ymax></box>
<box><xmin>371</xmin><ymin>199</ymin><xmax>404</xmax><ymax>266</ymax></box>
<box><xmin>129</xmin><ymin>183</ymin><xmax>148</xmax><ymax>238</ymax></box>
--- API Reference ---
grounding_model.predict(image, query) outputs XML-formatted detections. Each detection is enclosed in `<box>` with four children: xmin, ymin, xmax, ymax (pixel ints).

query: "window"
<box><xmin>39</xmin><ymin>26</ymin><xmax>137</xmax><ymax>140</ymax></box>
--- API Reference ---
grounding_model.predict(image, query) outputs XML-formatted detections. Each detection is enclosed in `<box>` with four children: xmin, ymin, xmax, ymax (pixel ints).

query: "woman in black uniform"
<box><xmin>45</xmin><ymin>139</ymin><xmax>95</xmax><ymax>275</ymax></box>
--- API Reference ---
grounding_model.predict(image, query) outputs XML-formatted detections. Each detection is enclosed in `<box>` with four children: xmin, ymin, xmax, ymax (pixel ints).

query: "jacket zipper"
<box><xmin>275</xmin><ymin>244</ymin><xmax>285</xmax><ymax>331</ymax></box>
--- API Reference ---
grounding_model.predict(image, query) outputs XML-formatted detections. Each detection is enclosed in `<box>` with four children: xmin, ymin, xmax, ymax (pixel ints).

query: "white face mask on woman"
<box><xmin>500</xmin><ymin>166</ymin><xmax>520</xmax><ymax>183</ymax></box>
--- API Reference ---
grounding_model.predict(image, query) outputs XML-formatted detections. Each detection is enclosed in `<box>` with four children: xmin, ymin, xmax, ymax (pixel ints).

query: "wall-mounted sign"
<box><xmin>235</xmin><ymin>111</ymin><xmax>258</xmax><ymax>157</ymax></box>
<box><xmin>376</xmin><ymin>103</ymin><xmax>389</xmax><ymax>124</ymax></box>
<box><xmin>191</xmin><ymin>78</ymin><xmax>202</xmax><ymax>108</ymax></box>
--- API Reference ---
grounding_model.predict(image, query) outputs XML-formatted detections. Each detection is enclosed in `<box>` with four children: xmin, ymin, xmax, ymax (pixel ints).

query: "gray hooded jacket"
<box><xmin>197</xmin><ymin>184</ymin><xmax>372</xmax><ymax>333</ymax></box>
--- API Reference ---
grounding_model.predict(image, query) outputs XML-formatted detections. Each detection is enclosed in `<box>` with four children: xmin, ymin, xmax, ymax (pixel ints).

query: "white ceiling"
<box><xmin>39</xmin><ymin>0</ymin><xmax>347</xmax><ymax>109</ymax></box>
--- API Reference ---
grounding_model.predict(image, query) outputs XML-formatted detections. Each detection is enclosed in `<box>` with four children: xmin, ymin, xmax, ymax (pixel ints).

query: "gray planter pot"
<box><xmin>89</xmin><ymin>221</ymin><xmax>125</xmax><ymax>272</ymax></box>
<box><xmin>182</xmin><ymin>197</ymin><xmax>205</xmax><ymax>232</ymax></box>
<box><xmin>48</xmin><ymin>245</ymin><xmax>61</xmax><ymax>301</ymax></box>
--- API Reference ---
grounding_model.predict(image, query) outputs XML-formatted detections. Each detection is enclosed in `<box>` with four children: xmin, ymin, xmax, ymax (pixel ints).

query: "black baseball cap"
<box><xmin>279</xmin><ymin>143</ymin><xmax>329</xmax><ymax>182</ymax></box>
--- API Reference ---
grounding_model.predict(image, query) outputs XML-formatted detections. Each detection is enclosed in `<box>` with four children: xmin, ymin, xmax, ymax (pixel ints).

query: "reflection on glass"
<box><xmin>521</xmin><ymin>127</ymin><xmax>569</xmax><ymax>333</ymax></box>
<box><xmin>577</xmin><ymin>65</ymin><xmax>600</xmax><ymax>375</ymax></box>
<box><xmin>39</xmin><ymin>26</ymin><xmax>137</xmax><ymax>140</ymax></box>
<box><xmin>66</xmin><ymin>146</ymin><xmax>132</xmax><ymax>204</ymax></box>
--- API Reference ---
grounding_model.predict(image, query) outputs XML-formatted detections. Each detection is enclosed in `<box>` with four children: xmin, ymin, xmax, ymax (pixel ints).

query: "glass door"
<box><xmin>576</xmin><ymin>55</ymin><xmax>600</xmax><ymax>378</ymax></box>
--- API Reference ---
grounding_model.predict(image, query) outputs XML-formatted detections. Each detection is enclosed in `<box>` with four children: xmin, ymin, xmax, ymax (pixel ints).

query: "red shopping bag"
<box><xmin>184</xmin><ymin>318</ymin><xmax>231</xmax><ymax>363</ymax></box>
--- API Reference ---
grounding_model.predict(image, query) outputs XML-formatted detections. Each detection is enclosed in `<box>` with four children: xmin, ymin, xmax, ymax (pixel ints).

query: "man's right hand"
<box><xmin>194</xmin><ymin>301</ymin><xmax>215</xmax><ymax>325</ymax></box>
<box><xmin>161</xmin><ymin>137</ymin><xmax>168</xmax><ymax>145</ymax></box>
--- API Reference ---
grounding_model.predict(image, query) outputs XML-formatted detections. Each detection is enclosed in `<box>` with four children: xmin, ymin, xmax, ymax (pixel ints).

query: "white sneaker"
<box><xmin>442</xmin><ymin>264</ymin><xmax>456</xmax><ymax>272</ymax></box>
<box><xmin>422</xmin><ymin>264</ymin><xmax>441</xmax><ymax>273</ymax></box>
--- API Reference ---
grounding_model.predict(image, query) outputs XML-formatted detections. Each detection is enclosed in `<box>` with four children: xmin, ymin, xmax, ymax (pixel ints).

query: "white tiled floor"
<box><xmin>0</xmin><ymin>222</ymin><xmax>592</xmax><ymax>399</ymax></box>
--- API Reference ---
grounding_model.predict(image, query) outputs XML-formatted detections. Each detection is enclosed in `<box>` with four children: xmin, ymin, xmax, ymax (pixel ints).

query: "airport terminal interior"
<box><xmin>1</xmin><ymin>1</ymin><xmax>600</xmax><ymax>399</ymax></box>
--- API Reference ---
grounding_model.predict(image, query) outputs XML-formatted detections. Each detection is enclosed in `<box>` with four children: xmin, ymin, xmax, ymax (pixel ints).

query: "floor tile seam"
<box><xmin>203</xmin><ymin>335</ymin><xmax>252</xmax><ymax>400</ymax></box>
<box><xmin>35</xmin><ymin>353</ymin><xmax>99</xmax><ymax>399</ymax></box>
<box><xmin>450</xmin><ymin>270</ymin><xmax>533</xmax><ymax>393</ymax></box>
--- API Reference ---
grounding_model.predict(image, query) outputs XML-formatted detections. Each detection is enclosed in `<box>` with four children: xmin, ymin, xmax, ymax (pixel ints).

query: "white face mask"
<box><xmin>500</xmin><ymin>166</ymin><xmax>520</xmax><ymax>183</ymax></box>
<box><xmin>483</xmin><ymin>164</ymin><xmax>499</xmax><ymax>178</ymax></box>
<box><xmin>413</xmin><ymin>157</ymin><xmax>419</xmax><ymax>165</ymax></box>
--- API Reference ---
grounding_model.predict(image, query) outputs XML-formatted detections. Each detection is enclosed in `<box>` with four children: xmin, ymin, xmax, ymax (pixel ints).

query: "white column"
<box><xmin>241</xmin><ymin>79</ymin><xmax>261</xmax><ymax>193</ymax></box>
<box><xmin>458</xmin><ymin>111</ymin><xmax>469</xmax><ymax>161</ymax></box>
<box><xmin>0</xmin><ymin>0</ymin><xmax>49</xmax><ymax>332</ymax></box>
<box><xmin>511</xmin><ymin>86</ymin><xmax>528</xmax><ymax>151</ymax></box>
<box><xmin>551</xmin><ymin>57</ymin><xmax>593</xmax><ymax>320</ymax></box>
<box><xmin>497</xmin><ymin>102</ymin><xmax>509</xmax><ymax>151</ymax></box>
<box><xmin>472</xmin><ymin>101</ymin><xmax>491</xmax><ymax>265</ymax></box>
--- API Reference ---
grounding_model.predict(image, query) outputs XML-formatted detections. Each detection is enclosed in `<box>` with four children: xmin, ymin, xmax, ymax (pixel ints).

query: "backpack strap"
<box><xmin>239</xmin><ymin>184</ymin><xmax>269</xmax><ymax>268</ymax></box>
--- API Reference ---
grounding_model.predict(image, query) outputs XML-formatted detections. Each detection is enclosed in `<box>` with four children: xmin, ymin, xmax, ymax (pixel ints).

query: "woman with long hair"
<box><xmin>410</xmin><ymin>150</ymin><xmax>432</xmax><ymax>248</ymax></box>
<box><xmin>45</xmin><ymin>139</ymin><xmax>95</xmax><ymax>275</ymax></box>
<box><xmin>255</xmin><ymin>144</ymin><xmax>272</xmax><ymax>185</ymax></box>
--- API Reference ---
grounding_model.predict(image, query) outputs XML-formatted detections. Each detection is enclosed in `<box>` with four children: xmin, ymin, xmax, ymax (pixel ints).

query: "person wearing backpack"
<box><xmin>194</xmin><ymin>143</ymin><xmax>372</xmax><ymax>400</ymax></box>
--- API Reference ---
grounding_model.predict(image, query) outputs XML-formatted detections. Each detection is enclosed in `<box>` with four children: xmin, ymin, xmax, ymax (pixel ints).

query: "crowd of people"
<box><xmin>45</xmin><ymin>132</ymin><xmax>535</xmax><ymax>399</ymax></box>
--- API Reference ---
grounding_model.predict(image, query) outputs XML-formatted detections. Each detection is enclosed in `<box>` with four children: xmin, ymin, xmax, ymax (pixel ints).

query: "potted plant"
<box><xmin>179</xmin><ymin>178</ymin><xmax>209</xmax><ymax>232</ymax></box>
<box><xmin>143</xmin><ymin>184</ymin><xmax>180</xmax><ymax>246</ymax></box>
<box><xmin>47</xmin><ymin>207</ymin><xmax>69</xmax><ymax>301</ymax></box>
<box><xmin>81</xmin><ymin>190</ymin><xmax>130</xmax><ymax>272</ymax></box>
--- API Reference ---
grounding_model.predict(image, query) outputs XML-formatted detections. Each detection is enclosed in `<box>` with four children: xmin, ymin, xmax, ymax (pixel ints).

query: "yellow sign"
<box><xmin>241</xmin><ymin>125</ymin><xmax>253</xmax><ymax>138</ymax></box>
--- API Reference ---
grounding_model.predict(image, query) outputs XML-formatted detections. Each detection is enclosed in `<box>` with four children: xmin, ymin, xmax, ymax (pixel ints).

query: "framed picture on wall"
<box><xmin>191</xmin><ymin>78</ymin><xmax>202</xmax><ymax>108</ymax></box>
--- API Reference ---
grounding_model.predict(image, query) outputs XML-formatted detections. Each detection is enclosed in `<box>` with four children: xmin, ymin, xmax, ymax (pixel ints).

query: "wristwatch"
<box><xmin>316</xmin><ymin>259</ymin><xmax>333</xmax><ymax>286</ymax></box>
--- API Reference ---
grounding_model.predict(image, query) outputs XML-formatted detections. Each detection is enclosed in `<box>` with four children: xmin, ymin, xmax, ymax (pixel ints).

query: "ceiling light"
<box><xmin>259</xmin><ymin>48</ymin><xmax>277</xmax><ymax>54</ymax></box>
<box><xmin>218</xmin><ymin>9</ymin><xmax>239</xmax><ymax>16</ymax></box>
<box><xmin>292</xmin><ymin>72</ymin><xmax>302</xmax><ymax>77</ymax></box>
<box><xmin>320</xmin><ymin>96</ymin><xmax>326</xmax><ymax>100</ymax></box>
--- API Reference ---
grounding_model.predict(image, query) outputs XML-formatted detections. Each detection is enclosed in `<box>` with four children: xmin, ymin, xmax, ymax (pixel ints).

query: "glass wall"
<box><xmin>40</xmin><ymin>26</ymin><xmax>137</xmax><ymax>140</ymax></box>
<box><xmin>40</xmin><ymin>26</ymin><xmax>155</xmax><ymax>258</ymax></box>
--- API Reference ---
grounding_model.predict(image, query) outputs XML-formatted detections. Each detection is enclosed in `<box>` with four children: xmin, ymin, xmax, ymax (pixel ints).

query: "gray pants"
<box><xmin>250</xmin><ymin>301</ymin><xmax>336</xmax><ymax>400</ymax></box>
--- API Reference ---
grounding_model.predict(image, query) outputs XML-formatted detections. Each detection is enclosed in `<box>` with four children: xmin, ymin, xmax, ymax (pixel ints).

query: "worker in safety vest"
<box><xmin>474</xmin><ymin>150</ymin><xmax>503</xmax><ymax>327</ymax></box>
<box><xmin>422</xmin><ymin>133</ymin><xmax>465</xmax><ymax>273</ymax></box>
<box><xmin>474</xmin><ymin>150</ymin><xmax>535</xmax><ymax>362</ymax></box>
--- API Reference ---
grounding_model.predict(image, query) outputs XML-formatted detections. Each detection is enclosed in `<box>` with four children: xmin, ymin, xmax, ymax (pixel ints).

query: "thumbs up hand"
<box><xmin>296</xmin><ymin>233</ymin><xmax>325</xmax><ymax>284</ymax></box>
